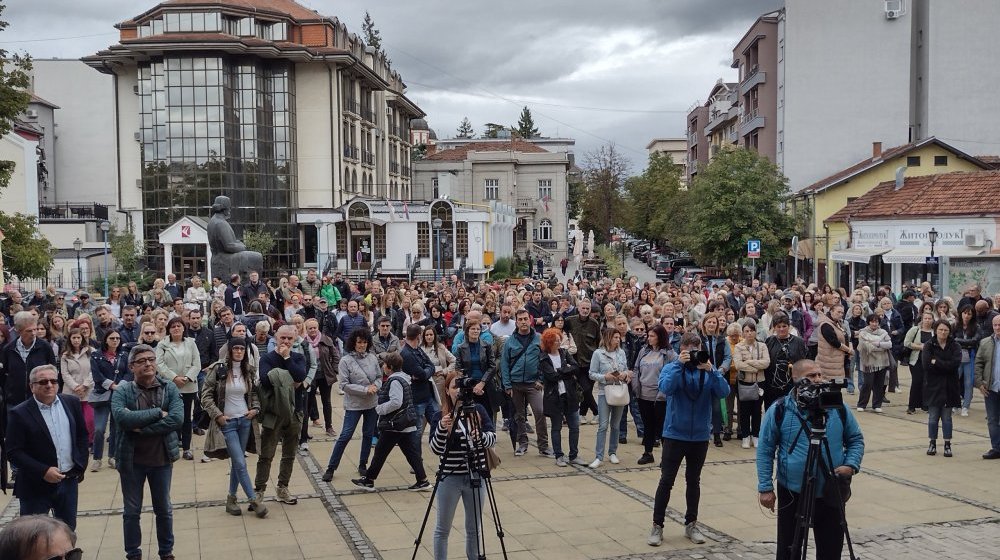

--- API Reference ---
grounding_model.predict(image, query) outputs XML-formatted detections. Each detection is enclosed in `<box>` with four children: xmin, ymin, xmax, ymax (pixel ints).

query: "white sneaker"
<box><xmin>685</xmin><ymin>522</ymin><xmax>707</xmax><ymax>544</ymax></box>
<box><xmin>298</xmin><ymin>443</ymin><xmax>310</xmax><ymax>455</ymax></box>
<box><xmin>609</xmin><ymin>454</ymin><xmax>620</xmax><ymax>464</ymax></box>
<box><xmin>873</xmin><ymin>408</ymin><xmax>883</xmax><ymax>413</ymax></box>
<box><xmin>961</xmin><ymin>408</ymin><xmax>969</xmax><ymax>417</ymax></box>
<box><xmin>741</xmin><ymin>437</ymin><xmax>751</xmax><ymax>449</ymax></box>
<box><xmin>90</xmin><ymin>459</ymin><xmax>101</xmax><ymax>472</ymax></box>
<box><xmin>752</xmin><ymin>436</ymin><xmax>759</xmax><ymax>448</ymax></box>
<box><xmin>647</xmin><ymin>524</ymin><xmax>663</xmax><ymax>546</ymax></box>
<box><xmin>200</xmin><ymin>456</ymin><xmax>214</xmax><ymax>463</ymax></box>
<box><xmin>588</xmin><ymin>458</ymin><xmax>602</xmax><ymax>469</ymax></box>
<box><xmin>856</xmin><ymin>407</ymin><xmax>865</xmax><ymax>412</ymax></box>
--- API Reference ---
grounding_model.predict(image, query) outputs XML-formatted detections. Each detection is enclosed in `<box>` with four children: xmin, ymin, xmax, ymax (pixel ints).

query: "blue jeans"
<box><xmin>595</xmin><ymin>394</ymin><xmax>624</xmax><ymax>460</ymax></box>
<box><xmin>961</xmin><ymin>353</ymin><xmax>975</xmax><ymax>408</ymax></box>
<box><xmin>19</xmin><ymin>477</ymin><xmax>79</xmax><ymax>530</ymax></box>
<box><xmin>928</xmin><ymin>405</ymin><xmax>953</xmax><ymax>440</ymax></box>
<box><xmin>617</xmin><ymin>393</ymin><xmax>645</xmax><ymax>438</ymax></box>
<box><xmin>221</xmin><ymin>416</ymin><xmax>255</xmax><ymax>499</ymax></box>
<box><xmin>433</xmin><ymin>473</ymin><xmax>485</xmax><ymax>560</ymax></box>
<box><xmin>326</xmin><ymin>408</ymin><xmax>377</xmax><ymax>471</ymax></box>
<box><xmin>91</xmin><ymin>401</ymin><xmax>117</xmax><ymax>460</ymax></box>
<box><xmin>985</xmin><ymin>390</ymin><xmax>1000</xmax><ymax>452</ymax></box>
<box><xmin>414</xmin><ymin>398</ymin><xmax>441</xmax><ymax>438</ymax></box>
<box><xmin>549</xmin><ymin>402</ymin><xmax>581</xmax><ymax>460</ymax></box>
<box><xmin>120</xmin><ymin>463</ymin><xmax>173</xmax><ymax>559</ymax></box>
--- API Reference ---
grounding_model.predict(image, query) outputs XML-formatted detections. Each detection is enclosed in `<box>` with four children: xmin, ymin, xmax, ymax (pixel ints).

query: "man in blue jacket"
<box><xmin>756</xmin><ymin>359</ymin><xmax>864</xmax><ymax>560</ymax></box>
<box><xmin>648</xmin><ymin>332</ymin><xmax>730</xmax><ymax>547</ymax></box>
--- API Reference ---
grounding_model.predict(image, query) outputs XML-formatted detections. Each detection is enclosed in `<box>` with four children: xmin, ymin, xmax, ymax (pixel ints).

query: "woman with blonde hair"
<box><xmin>733</xmin><ymin>319</ymin><xmax>769</xmax><ymax>449</ymax></box>
<box><xmin>150</xmin><ymin>307</ymin><xmax>170</xmax><ymax>339</ymax></box>
<box><xmin>588</xmin><ymin>327</ymin><xmax>633</xmax><ymax>468</ymax></box>
<box><xmin>157</xmin><ymin>316</ymin><xmax>201</xmax><ymax>460</ymax></box>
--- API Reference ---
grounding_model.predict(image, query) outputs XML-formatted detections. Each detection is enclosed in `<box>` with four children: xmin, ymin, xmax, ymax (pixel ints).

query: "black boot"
<box><xmin>927</xmin><ymin>440</ymin><xmax>937</xmax><ymax>456</ymax></box>
<box><xmin>944</xmin><ymin>441</ymin><xmax>953</xmax><ymax>458</ymax></box>
<box><xmin>722</xmin><ymin>428</ymin><xmax>733</xmax><ymax>441</ymax></box>
<box><xmin>713</xmin><ymin>433</ymin><xmax>723</xmax><ymax>447</ymax></box>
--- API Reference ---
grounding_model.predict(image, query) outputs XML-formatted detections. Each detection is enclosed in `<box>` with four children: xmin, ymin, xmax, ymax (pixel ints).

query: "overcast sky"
<box><xmin>3</xmin><ymin>0</ymin><xmax>782</xmax><ymax>170</ymax></box>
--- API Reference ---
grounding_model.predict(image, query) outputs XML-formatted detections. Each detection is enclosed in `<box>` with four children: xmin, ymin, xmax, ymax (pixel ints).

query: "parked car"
<box><xmin>675</xmin><ymin>267</ymin><xmax>706</xmax><ymax>284</ymax></box>
<box><xmin>659</xmin><ymin>258</ymin><xmax>697</xmax><ymax>281</ymax></box>
<box><xmin>654</xmin><ymin>257</ymin><xmax>675</xmax><ymax>280</ymax></box>
<box><xmin>703</xmin><ymin>277</ymin><xmax>729</xmax><ymax>290</ymax></box>
<box><xmin>631</xmin><ymin>243</ymin><xmax>650</xmax><ymax>259</ymax></box>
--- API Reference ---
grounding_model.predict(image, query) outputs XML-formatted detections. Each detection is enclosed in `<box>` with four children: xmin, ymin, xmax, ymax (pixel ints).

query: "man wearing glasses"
<box><xmin>0</xmin><ymin>515</ymin><xmax>83</xmax><ymax>560</ymax></box>
<box><xmin>111</xmin><ymin>344</ymin><xmax>183</xmax><ymax>560</ymax></box>
<box><xmin>5</xmin><ymin>365</ymin><xmax>89</xmax><ymax>530</ymax></box>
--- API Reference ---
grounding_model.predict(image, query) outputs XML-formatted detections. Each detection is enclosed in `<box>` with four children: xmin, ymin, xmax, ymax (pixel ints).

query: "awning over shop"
<box><xmin>789</xmin><ymin>238</ymin><xmax>815</xmax><ymax>259</ymax></box>
<box><xmin>881</xmin><ymin>247</ymin><xmax>985</xmax><ymax>264</ymax></box>
<box><xmin>829</xmin><ymin>247</ymin><xmax>891</xmax><ymax>263</ymax></box>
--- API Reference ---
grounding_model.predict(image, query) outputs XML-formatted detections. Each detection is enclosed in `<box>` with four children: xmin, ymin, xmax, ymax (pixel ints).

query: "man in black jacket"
<box><xmin>117</xmin><ymin>306</ymin><xmax>141</xmax><ymax>352</ymax></box>
<box><xmin>186</xmin><ymin>308</ymin><xmax>215</xmax><ymax>438</ymax></box>
<box><xmin>524</xmin><ymin>290</ymin><xmax>552</xmax><ymax>333</ymax></box>
<box><xmin>896</xmin><ymin>290</ymin><xmax>917</xmax><ymax>333</ymax></box>
<box><xmin>5</xmin><ymin>365</ymin><xmax>89</xmax><ymax>529</ymax></box>
<box><xmin>224</xmin><ymin>274</ymin><xmax>245</xmax><ymax>317</ymax></box>
<box><xmin>1</xmin><ymin>312</ymin><xmax>58</xmax><ymax>415</ymax></box>
<box><xmin>762</xmin><ymin>313</ymin><xmax>808</xmax><ymax>411</ymax></box>
<box><xmin>400</xmin><ymin>324</ymin><xmax>438</xmax><ymax>437</ymax></box>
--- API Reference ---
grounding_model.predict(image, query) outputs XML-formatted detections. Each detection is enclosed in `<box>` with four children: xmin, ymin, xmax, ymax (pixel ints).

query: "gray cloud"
<box><xmin>4</xmin><ymin>0</ymin><xmax>782</xmax><ymax>162</ymax></box>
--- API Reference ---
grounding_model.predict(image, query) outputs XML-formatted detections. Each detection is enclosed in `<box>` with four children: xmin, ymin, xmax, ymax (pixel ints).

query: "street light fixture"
<box><xmin>73</xmin><ymin>237</ymin><xmax>83</xmax><ymax>290</ymax></box>
<box><xmin>99</xmin><ymin>221</ymin><xmax>111</xmax><ymax>297</ymax></box>
<box><xmin>927</xmin><ymin>227</ymin><xmax>938</xmax><ymax>289</ymax></box>
<box><xmin>432</xmin><ymin>217</ymin><xmax>443</xmax><ymax>281</ymax></box>
<box><xmin>314</xmin><ymin>219</ymin><xmax>323</xmax><ymax>270</ymax></box>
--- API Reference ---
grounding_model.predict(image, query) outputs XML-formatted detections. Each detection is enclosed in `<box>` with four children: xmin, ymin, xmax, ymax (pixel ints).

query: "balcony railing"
<box><xmin>344</xmin><ymin>100</ymin><xmax>360</xmax><ymax>116</ymax></box>
<box><xmin>389</xmin><ymin>125</ymin><xmax>401</xmax><ymax>139</ymax></box>
<box><xmin>343</xmin><ymin>145</ymin><xmax>359</xmax><ymax>161</ymax></box>
<box><xmin>516</xmin><ymin>197</ymin><xmax>536</xmax><ymax>211</ymax></box>
<box><xmin>738</xmin><ymin>110</ymin><xmax>766</xmax><ymax>137</ymax></box>
<box><xmin>739</xmin><ymin>67</ymin><xmax>766</xmax><ymax>95</ymax></box>
<box><xmin>362</xmin><ymin>109</ymin><xmax>376</xmax><ymax>123</ymax></box>
<box><xmin>39</xmin><ymin>202</ymin><xmax>109</xmax><ymax>222</ymax></box>
<box><xmin>389</xmin><ymin>162</ymin><xmax>400</xmax><ymax>175</ymax></box>
<box><xmin>362</xmin><ymin>150</ymin><xmax>375</xmax><ymax>167</ymax></box>
<box><xmin>401</xmin><ymin>165</ymin><xmax>411</xmax><ymax>178</ymax></box>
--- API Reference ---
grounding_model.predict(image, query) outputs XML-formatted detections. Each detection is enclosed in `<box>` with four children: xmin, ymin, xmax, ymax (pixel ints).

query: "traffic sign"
<box><xmin>747</xmin><ymin>239</ymin><xmax>761</xmax><ymax>259</ymax></box>
<box><xmin>925</xmin><ymin>256</ymin><xmax>939</xmax><ymax>266</ymax></box>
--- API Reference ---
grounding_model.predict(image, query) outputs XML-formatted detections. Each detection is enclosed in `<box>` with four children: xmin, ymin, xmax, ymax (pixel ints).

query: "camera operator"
<box><xmin>430</xmin><ymin>371</ymin><xmax>497</xmax><ymax>560</ymax></box>
<box><xmin>756</xmin><ymin>359</ymin><xmax>865</xmax><ymax>560</ymax></box>
<box><xmin>647</xmin><ymin>332</ymin><xmax>730</xmax><ymax>547</ymax></box>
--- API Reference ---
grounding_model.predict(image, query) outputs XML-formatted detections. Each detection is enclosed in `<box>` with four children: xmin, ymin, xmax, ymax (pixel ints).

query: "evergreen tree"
<box><xmin>456</xmin><ymin>117</ymin><xmax>474</xmax><ymax>138</ymax></box>
<box><xmin>516</xmin><ymin>106</ymin><xmax>539</xmax><ymax>139</ymax></box>
<box><xmin>361</xmin><ymin>11</ymin><xmax>391</xmax><ymax>65</ymax></box>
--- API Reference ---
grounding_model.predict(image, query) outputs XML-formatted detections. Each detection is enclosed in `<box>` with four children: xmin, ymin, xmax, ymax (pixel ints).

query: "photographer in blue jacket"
<box><xmin>756</xmin><ymin>359</ymin><xmax>865</xmax><ymax>560</ymax></box>
<box><xmin>647</xmin><ymin>332</ymin><xmax>730</xmax><ymax>547</ymax></box>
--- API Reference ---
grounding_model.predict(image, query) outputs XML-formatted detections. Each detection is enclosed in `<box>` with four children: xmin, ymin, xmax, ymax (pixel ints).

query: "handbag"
<box><xmin>737</xmin><ymin>381</ymin><xmax>760</xmax><ymax>401</ymax></box>
<box><xmin>605</xmin><ymin>381</ymin><xmax>630</xmax><ymax>406</ymax></box>
<box><xmin>486</xmin><ymin>447</ymin><xmax>502</xmax><ymax>470</ymax></box>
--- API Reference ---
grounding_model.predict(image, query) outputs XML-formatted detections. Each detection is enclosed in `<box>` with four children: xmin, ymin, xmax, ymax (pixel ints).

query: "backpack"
<box><xmin>772</xmin><ymin>395</ymin><xmax>848</xmax><ymax>452</ymax></box>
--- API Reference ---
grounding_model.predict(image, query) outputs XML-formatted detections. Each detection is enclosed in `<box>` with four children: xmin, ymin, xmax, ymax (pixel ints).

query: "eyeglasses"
<box><xmin>47</xmin><ymin>549</ymin><xmax>83</xmax><ymax>560</ymax></box>
<box><xmin>107</xmin><ymin>336</ymin><xmax>120</xmax><ymax>340</ymax></box>
<box><xmin>131</xmin><ymin>357</ymin><xmax>156</xmax><ymax>365</ymax></box>
<box><xmin>142</xmin><ymin>331</ymin><xmax>157</xmax><ymax>335</ymax></box>
<box><xmin>32</xmin><ymin>379</ymin><xmax>59</xmax><ymax>386</ymax></box>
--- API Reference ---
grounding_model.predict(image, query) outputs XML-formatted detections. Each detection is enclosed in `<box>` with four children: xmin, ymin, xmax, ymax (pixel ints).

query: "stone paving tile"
<box><xmin>6</xmin><ymin>372</ymin><xmax>1000</xmax><ymax>559</ymax></box>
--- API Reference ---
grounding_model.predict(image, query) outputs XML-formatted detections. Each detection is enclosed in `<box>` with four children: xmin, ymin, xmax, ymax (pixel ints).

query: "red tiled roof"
<box><xmin>825</xmin><ymin>170</ymin><xmax>1000</xmax><ymax>223</ymax></box>
<box><xmin>425</xmin><ymin>140</ymin><xmax>549</xmax><ymax>162</ymax></box>
<box><xmin>799</xmin><ymin>137</ymin><xmax>989</xmax><ymax>194</ymax></box>
<box><xmin>976</xmin><ymin>155</ymin><xmax>1000</xmax><ymax>169</ymax></box>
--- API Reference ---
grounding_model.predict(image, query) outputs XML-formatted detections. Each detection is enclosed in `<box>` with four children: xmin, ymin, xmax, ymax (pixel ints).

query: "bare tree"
<box><xmin>579</xmin><ymin>143</ymin><xmax>631</xmax><ymax>245</ymax></box>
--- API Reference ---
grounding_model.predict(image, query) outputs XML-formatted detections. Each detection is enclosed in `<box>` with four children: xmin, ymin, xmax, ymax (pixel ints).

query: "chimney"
<box><xmin>426</xmin><ymin>143</ymin><xmax>437</xmax><ymax>157</ymax></box>
<box><xmin>872</xmin><ymin>141</ymin><xmax>883</xmax><ymax>159</ymax></box>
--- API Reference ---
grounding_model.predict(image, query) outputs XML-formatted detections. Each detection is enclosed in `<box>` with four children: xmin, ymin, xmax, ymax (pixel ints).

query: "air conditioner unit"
<box><xmin>886</xmin><ymin>9</ymin><xmax>899</xmax><ymax>18</ymax></box>
<box><xmin>25</xmin><ymin>109</ymin><xmax>38</xmax><ymax>119</ymax></box>
<box><xmin>133</xmin><ymin>84</ymin><xmax>140</xmax><ymax>95</ymax></box>
<box><xmin>885</xmin><ymin>0</ymin><xmax>904</xmax><ymax>19</ymax></box>
<box><xmin>965</xmin><ymin>230</ymin><xmax>986</xmax><ymax>247</ymax></box>
<box><xmin>133</xmin><ymin>132</ymin><xmax>142</xmax><ymax>142</ymax></box>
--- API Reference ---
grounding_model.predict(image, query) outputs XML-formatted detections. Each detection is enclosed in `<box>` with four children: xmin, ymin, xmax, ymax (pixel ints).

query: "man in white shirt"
<box><xmin>489</xmin><ymin>304</ymin><xmax>517</xmax><ymax>339</ymax></box>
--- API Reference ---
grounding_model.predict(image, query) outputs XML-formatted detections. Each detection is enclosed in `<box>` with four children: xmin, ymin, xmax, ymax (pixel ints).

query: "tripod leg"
<box><xmin>790</xmin><ymin>440</ymin><xmax>822</xmax><ymax>560</ymax></box>
<box><xmin>821</xmin><ymin>438</ymin><xmax>859</xmax><ymax>560</ymax></box>
<box><xmin>410</xmin><ymin>472</ymin><xmax>445</xmax><ymax>560</ymax></box>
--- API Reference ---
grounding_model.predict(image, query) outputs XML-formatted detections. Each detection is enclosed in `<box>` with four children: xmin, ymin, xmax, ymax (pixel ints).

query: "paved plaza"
<box><xmin>3</xmin><ymin>370</ymin><xmax>1000</xmax><ymax>560</ymax></box>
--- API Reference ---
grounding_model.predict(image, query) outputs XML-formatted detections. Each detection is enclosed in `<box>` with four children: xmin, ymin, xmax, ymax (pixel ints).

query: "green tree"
<box><xmin>456</xmin><ymin>117</ymin><xmax>474</xmax><ymax>138</ymax></box>
<box><xmin>578</xmin><ymin>143</ymin><xmax>630</xmax><ymax>245</ymax></box>
<box><xmin>0</xmin><ymin>2</ymin><xmax>32</xmax><ymax>188</ymax></box>
<box><xmin>481</xmin><ymin>123</ymin><xmax>505</xmax><ymax>139</ymax></box>
<box><xmin>566</xmin><ymin>167</ymin><xmax>584</xmax><ymax>219</ymax></box>
<box><xmin>515</xmin><ymin>106</ymin><xmax>539</xmax><ymax>139</ymax></box>
<box><xmin>679</xmin><ymin>147</ymin><xmax>795</xmax><ymax>266</ymax></box>
<box><xmin>623</xmin><ymin>152</ymin><xmax>685</xmax><ymax>245</ymax></box>
<box><xmin>362</xmin><ymin>11</ymin><xmax>391</xmax><ymax>65</ymax></box>
<box><xmin>243</xmin><ymin>227</ymin><xmax>275</xmax><ymax>255</ymax></box>
<box><xmin>109</xmin><ymin>224</ymin><xmax>144</xmax><ymax>273</ymax></box>
<box><xmin>0</xmin><ymin>213</ymin><xmax>53</xmax><ymax>279</ymax></box>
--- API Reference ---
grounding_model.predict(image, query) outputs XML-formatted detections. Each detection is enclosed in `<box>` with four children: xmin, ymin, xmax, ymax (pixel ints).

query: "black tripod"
<box><xmin>412</xmin><ymin>395</ymin><xmax>508</xmax><ymax>560</ymax></box>
<box><xmin>789</xmin><ymin>408</ymin><xmax>858</xmax><ymax>560</ymax></box>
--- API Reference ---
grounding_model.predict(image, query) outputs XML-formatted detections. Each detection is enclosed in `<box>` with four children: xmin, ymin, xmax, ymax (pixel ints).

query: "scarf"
<box><xmin>305</xmin><ymin>332</ymin><xmax>322</xmax><ymax>350</ymax></box>
<box><xmin>858</xmin><ymin>327</ymin><xmax>890</xmax><ymax>372</ymax></box>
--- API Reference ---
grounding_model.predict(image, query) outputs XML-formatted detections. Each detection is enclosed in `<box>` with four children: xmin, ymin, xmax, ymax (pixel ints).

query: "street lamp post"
<box><xmin>314</xmin><ymin>219</ymin><xmax>323</xmax><ymax>271</ymax></box>
<box><xmin>432</xmin><ymin>217</ymin><xmax>443</xmax><ymax>281</ymax></box>
<box><xmin>73</xmin><ymin>237</ymin><xmax>83</xmax><ymax>290</ymax></box>
<box><xmin>100</xmin><ymin>221</ymin><xmax>111</xmax><ymax>297</ymax></box>
<box><xmin>927</xmin><ymin>227</ymin><xmax>938</xmax><ymax>290</ymax></box>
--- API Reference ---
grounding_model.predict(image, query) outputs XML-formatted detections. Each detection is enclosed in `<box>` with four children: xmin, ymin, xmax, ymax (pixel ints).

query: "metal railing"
<box><xmin>344</xmin><ymin>100</ymin><xmax>360</xmax><ymax>115</ymax></box>
<box><xmin>389</xmin><ymin>162</ymin><xmax>399</xmax><ymax>174</ymax></box>
<box><xmin>39</xmin><ymin>202</ymin><xmax>110</xmax><ymax>221</ymax></box>
<box><xmin>343</xmin><ymin>145</ymin><xmax>359</xmax><ymax>161</ymax></box>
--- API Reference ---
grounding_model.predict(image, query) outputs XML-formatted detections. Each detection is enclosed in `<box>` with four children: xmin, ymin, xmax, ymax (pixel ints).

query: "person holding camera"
<box><xmin>429</xmin><ymin>371</ymin><xmax>497</xmax><ymax>560</ymax></box>
<box><xmin>756</xmin><ymin>359</ymin><xmax>864</xmax><ymax>560</ymax></box>
<box><xmin>647</xmin><ymin>332</ymin><xmax>730</xmax><ymax>547</ymax></box>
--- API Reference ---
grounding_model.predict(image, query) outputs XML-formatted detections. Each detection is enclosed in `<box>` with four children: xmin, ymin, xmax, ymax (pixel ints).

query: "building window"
<box><xmin>934</xmin><ymin>155</ymin><xmax>948</xmax><ymax>166</ymax></box>
<box><xmin>336</xmin><ymin>222</ymin><xmax>347</xmax><ymax>258</ymax></box>
<box><xmin>538</xmin><ymin>219</ymin><xmax>553</xmax><ymax>241</ymax></box>
<box><xmin>417</xmin><ymin>223</ymin><xmax>430</xmax><ymax>258</ymax></box>
<box><xmin>455</xmin><ymin>221</ymin><xmax>468</xmax><ymax>258</ymax></box>
<box><xmin>484</xmin><ymin>178</ymin><xmax>499</xmax><ymax>200</ymax></box>
<box><xmin>374</xmin><ymin>225</ymin><xmax>386</xmax><ymax>259</ymax></box>
<box><xmin>537</xmin><ymin>179</ymin><xmax>552</xmax><ymax>201</ymax></box>
<box><xmin>432</xmin><ymin>177</ymin><xmax>439</xmax><ymax>199</ymax></box>
<box><xmin>907</xmin><ymin>156</ymin><xmax>921</xmax><ymax>167</ymax></box>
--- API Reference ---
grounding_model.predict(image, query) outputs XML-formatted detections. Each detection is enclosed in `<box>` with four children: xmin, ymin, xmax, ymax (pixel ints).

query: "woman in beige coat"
<box><xmin>201</xmin><ymin>338</ymin><xmax>266</xmax><ymax>517</ymax></box>
<box><xmin>156</xmin><ymin>316</ymin><xmax>201</xmax><ymax>460</ymax></box>
<box><xmin>733</xmin><ymin>318</ymin><xmax>770</xmax><ymax>449</ymax></box>
<box><xmin>61</xmin><ymin>327</ymin><xmax>95</xmax><ymax>445</ymax></box>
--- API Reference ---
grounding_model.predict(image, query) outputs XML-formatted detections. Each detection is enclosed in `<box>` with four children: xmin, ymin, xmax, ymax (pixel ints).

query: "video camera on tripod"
<box><xmin>793</xmin><ymin>377</ymin><xmax>848</xmax><ymax>414</ymax></box>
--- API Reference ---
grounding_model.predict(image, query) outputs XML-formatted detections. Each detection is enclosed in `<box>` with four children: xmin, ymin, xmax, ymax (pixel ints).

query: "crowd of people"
<box><xmin>1</xmin><ymin>263</ymin><xmax>999</xmax><ymax>559</ymax></box>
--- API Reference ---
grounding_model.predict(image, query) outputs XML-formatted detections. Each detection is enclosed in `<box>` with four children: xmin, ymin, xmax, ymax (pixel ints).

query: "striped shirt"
<box><xmin>429</xmin><ymin>406</ymin><xmax>497</xmax><ymax>475</ymax></box>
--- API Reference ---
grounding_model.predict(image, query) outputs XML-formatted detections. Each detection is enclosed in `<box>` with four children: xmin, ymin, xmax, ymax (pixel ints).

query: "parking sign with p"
<box><xmin>747</xmin><ymin>239</ymin><xmax>761</xmax><ymax>259</ymax></box>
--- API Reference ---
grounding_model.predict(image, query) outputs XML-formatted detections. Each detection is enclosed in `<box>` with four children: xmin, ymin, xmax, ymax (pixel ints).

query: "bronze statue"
<box><xmin>207</xmin><ymin>195</ymin><xmax>264</xmax><ymax>279</ymax></box>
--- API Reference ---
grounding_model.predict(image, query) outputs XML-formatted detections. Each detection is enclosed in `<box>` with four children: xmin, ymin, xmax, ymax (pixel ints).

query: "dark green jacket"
<box><xmin>111</xmin><ymin>376</ymin><xmax>183</xmax><ymax>472</ymax></box>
